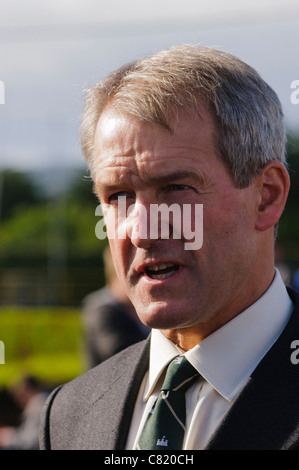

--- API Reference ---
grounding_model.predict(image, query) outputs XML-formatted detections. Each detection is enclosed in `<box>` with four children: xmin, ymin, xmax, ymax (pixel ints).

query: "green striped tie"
<box><xmin>138</xmin><ymin>356</ymin><xmax>199</xmax><ymax>450</ymax></box>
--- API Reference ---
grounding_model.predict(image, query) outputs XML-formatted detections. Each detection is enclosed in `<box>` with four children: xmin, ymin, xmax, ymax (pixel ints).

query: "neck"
<box><xmin>162</xmin><ymin>266</ymin><xmax>276</xmax><ymax>351</ymax></box>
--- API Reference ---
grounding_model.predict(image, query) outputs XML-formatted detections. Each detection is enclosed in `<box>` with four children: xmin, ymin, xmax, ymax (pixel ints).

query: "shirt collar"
<box><xmin>145</xmin><ymin>268</ymin><xmax>294</xmax><ymax>402</ymax></box>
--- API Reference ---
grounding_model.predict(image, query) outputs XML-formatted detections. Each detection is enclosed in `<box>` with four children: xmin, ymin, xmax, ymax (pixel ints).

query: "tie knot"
<box><xmin>161</xmin><ymin>356</ymin><xmax>198</xmax><ymax>392</ymax></box>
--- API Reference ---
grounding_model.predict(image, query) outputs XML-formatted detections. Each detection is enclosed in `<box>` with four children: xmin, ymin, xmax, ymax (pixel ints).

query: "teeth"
<box><xmin>145</xmin><ymin>262</ymin><xmax>179</xmax><ymax>279</ymax></box>
<box><xmin>150</xmin><ymin>272</ymin><xmax>171</xmax><ymax>279</ymax></box>
<box><xmin>148</xmin><ymin>262</ymin><xmax>174</xmax><ymax>271</ymax></box>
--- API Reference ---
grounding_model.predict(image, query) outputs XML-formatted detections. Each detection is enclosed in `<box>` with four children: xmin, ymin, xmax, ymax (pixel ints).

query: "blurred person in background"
<box><xmin>0</xmin><ymin>375</ymin><xmax>48</xmax><ymax>450</ymax></box>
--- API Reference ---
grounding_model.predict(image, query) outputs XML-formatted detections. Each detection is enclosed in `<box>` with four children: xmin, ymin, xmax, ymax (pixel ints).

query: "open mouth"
<box><xmin>144</xmin><ymin>262</ymin><xmax>180</xmax><ymax>280</ymax></box>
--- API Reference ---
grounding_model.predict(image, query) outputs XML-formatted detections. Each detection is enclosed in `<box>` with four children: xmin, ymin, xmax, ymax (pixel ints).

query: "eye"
<box><xmin>167</xmin><ymin>184</ymin><xmax>190</xmax><ymax>192</ymax></box>
<box><xmin>108</xmin><ymin>191</ymin><xmax>134</xmax><ymax>204</ymax></box>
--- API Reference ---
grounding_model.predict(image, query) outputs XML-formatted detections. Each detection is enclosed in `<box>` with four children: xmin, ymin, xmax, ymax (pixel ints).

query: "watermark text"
<box><xmin>290</xmin><ymin>80</ymin><xmax>299</xmax><ymax>104</ymax></box>
<box><xmin>290</xmin><ymin>340</ymin><xmax>299</xmax><ymax>365</ymax></box>
<box><xmin>95</xmin><ymin>197</ymin><xmax>203</xmax><ymax>250</ymax></box>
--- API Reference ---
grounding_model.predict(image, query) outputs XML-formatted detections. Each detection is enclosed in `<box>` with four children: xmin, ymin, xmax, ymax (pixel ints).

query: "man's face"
<box><xmin>94</xmin><ymin>104</ymin><xmax>261</xmax><ymax>342</ymax></box>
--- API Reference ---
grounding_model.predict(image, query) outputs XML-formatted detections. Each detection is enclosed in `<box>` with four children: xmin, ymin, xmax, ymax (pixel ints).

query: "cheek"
<box><xmin>201</xmin><ymin>201</ymin><xmax>254</xmax><ymax>258</ymax></box>
<box><xmin>108</xmin><ymin>237</ymin><xmax>131</xmax><ymax>277</ymax></box>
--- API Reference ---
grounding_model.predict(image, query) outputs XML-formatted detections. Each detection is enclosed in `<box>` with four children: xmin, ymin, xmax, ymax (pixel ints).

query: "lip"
<box><xmin>136</xmin><ymin>260</ymin><xmax>184</xmax><ymax>284</ymax></box>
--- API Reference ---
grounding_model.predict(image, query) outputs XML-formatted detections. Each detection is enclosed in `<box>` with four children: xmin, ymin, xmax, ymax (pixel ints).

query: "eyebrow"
<box><xmin>144</xmin><ymin>170</ymin><xmax>205</xmax><ymax>186</ymax></box>
<box><xmin>96</xmin><ymin>169</ymin><xmax>206</xmax><ymax>193</ymax></box>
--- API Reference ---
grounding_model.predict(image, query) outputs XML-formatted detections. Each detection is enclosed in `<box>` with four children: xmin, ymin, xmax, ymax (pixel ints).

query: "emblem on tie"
<box><xmin>156</xmin><ymin>436</ymin><xmax>168</xmax><ymax>446</ymax></box>
<box><xmin>173</xmin><ymin>357</ymin><xmax>183</xmax><ymax>365</ymax></box>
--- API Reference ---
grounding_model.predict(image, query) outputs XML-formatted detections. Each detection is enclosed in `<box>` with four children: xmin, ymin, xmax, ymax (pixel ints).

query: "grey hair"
<box><xmin>80</xmin><ymin>44</ymin><xmax>287</xmax><ymax>188</ymax></box>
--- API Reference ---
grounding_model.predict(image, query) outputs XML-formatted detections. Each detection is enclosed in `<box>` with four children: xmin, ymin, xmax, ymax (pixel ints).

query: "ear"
<box><xmin>255</xmin><ymin>161</ymin><xmax>290</xmax><ymax>232</ymax></box>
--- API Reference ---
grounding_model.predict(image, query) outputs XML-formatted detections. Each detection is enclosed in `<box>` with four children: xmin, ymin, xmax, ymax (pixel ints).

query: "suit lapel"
<box><xmin>206</xmin><ymin>288</ymin><xmax>299</xmax><ymax>450</ymax></box>
<box><xmin>114</xmin><ymin>337</ymin><xmax>150</xmax><ymax>449</ymax></box>
<box><xmin>84</xmin><ymin>337</ymin><xmax>150</xmax><ymax>450</ymax></box>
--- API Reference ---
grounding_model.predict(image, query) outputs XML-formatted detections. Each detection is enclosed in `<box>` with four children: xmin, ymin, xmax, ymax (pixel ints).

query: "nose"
<box><xmin>128</xmin><ymin>200</ymin><xmax>154</xmax><ymax>248</ymax></box>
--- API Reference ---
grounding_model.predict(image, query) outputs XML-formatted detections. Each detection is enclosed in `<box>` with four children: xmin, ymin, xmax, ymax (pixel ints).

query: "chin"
<box><xmin>136</xmin><ymin>302</ymin><xmax>193</xmax><ymax>330</ymax></box>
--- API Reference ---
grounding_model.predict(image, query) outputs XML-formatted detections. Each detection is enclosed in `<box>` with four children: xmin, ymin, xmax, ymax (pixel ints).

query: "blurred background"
<box><xmin>0</xmin><ymin>0</ymin><xmax>299</xmax><ymax>448</ymax></box>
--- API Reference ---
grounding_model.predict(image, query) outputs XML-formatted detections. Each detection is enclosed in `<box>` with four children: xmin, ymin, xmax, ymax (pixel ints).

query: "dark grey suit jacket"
<box><xmin>40</xmin><ymin>288</ymin><xmax>299</xmax><ymax>450</ymax></box>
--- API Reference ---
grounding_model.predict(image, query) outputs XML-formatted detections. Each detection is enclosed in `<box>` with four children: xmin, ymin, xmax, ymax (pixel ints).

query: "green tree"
<box><xmin>64</xmin><ymin>169</ymin><xmax>99</xmax><ymax>207</ymax></box>
<box><xmin>277</xmin><ymin>133</ymin><xmax>299</xmax><ymax>263</ymax></box>
<box><xmin>0</xmin><ymin>169</ymin><xmax>44</xmax><ymax>221</ymax></box>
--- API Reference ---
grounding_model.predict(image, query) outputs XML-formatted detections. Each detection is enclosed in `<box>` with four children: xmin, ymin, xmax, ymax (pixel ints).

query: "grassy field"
<box><xmin>0</xmin><ymin>306</ymin><xmax>85</xmax><ymax>388</ymax></box>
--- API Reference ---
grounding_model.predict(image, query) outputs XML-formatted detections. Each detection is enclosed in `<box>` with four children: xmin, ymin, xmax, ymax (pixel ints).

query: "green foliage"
<box><xmin>0</xmin><ymin>307</ymin><xmax>85</xmax><ymax>387</ymax></box>
<box><xmin>64</xmin><ymin>169</ymin><xmax>99</xmax><ymax>206</ymax></box>
<box><xmin>286</xmin><ymin>133</ymin><xmax>299</xmax><ymax>210</ymax></box>
<box><xmin>276</xmin><ymin>132</ymin><xmax>299</xmax><ymax>262</ymax></box>
<box><xmin>65</xmin><ymin>201</ymin><xmax>106</xmax><ymax>256</ymax></box>
<box><xmin>0</xmin><ymin>169</ymin><xmax>44</xmax><ymax>221</ymax></box>
<box><xmin>0</xmin><ymin>197</ymin><xmax>106</xmax><ymax>263</ymax></box>
<box><xmin>0</xmin><ymin>188</ymin><xmax>107</xmax><ymax>303</ymax></box>
<box><xmin>0</xmin><ymin>204</ymin><xmax>48</xmax><ymax>260</ymax></box>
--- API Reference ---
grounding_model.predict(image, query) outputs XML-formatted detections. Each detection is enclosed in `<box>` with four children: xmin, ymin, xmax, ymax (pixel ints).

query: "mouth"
<box><xmin>142</xmin><ymin>262</ymin><xmax>181</xmax><ymax>280</ymax></box>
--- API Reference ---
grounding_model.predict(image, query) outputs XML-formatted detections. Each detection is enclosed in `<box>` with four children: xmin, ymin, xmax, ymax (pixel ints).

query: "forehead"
<box><xmin>93</xmin><ymin>104</ymin><xmax>218</xmax><ymax>186</ymax></box>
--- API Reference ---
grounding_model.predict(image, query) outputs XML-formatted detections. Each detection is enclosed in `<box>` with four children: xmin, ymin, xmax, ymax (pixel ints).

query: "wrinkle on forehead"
<box><xmin>94</xmin><ymin>103</ymin><xmax>218</xmax><ymax>190</ymax></box>
<box><xmin>95</xmin><ymin>111</ymin><xmax>167</xmax><ymax>160</ymax></box>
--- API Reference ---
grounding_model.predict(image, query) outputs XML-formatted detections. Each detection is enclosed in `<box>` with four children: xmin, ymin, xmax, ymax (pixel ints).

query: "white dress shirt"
<box><xmin>126</xmin><ymin>268</ymin><xmax>294</xmax><ymax>450</ymax></box>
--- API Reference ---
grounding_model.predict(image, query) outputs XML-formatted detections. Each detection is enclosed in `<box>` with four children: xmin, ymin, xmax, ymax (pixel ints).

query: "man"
<box><xmin>40</xmin><ymin>45</ymin><xmax>299</xmax><ymax>450</ymax></box>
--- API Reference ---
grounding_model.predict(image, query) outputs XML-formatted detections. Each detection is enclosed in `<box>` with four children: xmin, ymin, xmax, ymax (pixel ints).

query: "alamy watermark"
<box><xmin>0</xmin><ymin>81</ymin><xmax>5</xmax><ymax>104</ymax></box>
<box><xmin>290</xmin><ymin>80</ymin><xmax>299</xmax><ymax>104</ymax></box>
<box><xmin>95</xmin><ymin>197</ymin><xmax>203</xmax><ymax>250</ymax></box>
<box><xmin>290</xmin><ymin>340</ymin><xmax>299</xmax><ymax>365</ymax></box>
<box><xmin>0</xmin><ymin>341</ymin><xmax>4</xmax><ymax>364</ymax></box>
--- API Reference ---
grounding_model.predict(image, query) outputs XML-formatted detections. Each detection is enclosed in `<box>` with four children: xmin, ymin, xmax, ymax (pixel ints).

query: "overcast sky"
<box><xmin>0</xmin><ymin>0</ymin><xmax>299</xmax><ymax>172</ymax></box>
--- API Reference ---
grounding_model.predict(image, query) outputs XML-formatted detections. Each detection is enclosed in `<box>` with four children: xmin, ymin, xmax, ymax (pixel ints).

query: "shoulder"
<box><xmin>39</xmin><ymin>338</ymin><xmax>150</xmax><ymax>449</ymax></box>
<box><xmin>50</xmin><ymin>338</ymin><xmax>148</xmax><ymax>405</ymax></box>
<box><xmin>288</xmin><ymin>286</ymin><xmax>299</xmax><ymax>305</ymax></box>
<box><xmin>287</xmin><ymin>287</ymin><xmax>299</xmax><ymax>327</ymax></box>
